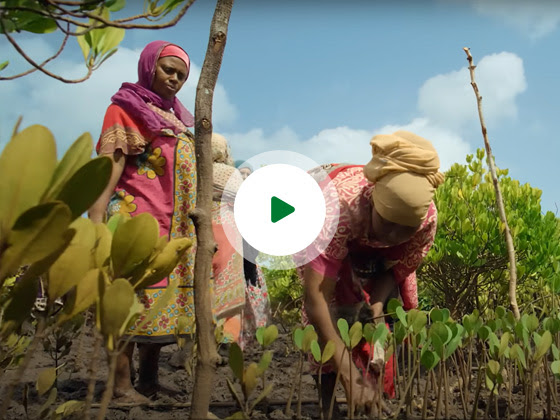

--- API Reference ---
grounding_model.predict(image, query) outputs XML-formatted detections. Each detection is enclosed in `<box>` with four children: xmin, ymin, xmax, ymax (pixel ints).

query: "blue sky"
<box><xmin>1</xmin><ymin>0</ymin><xmax>559</xmax><ymax>213</ymax></box>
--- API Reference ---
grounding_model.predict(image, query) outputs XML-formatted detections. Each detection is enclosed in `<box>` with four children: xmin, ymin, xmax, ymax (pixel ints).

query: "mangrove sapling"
<box><xmin>226</xmin><ymin>342</ymin><xmax>274</xmax><ymax>419</ymax></box>
<box><xmin>255</xmin><ymin>324</ymin><xmax>279</xmax><ymax>398</ymax></box>
<box><xmin>420</xmin><ymin>347</ymin><xmax>439</xmax><ymax>420</ymax></box>
<box><xmin>285</xmin><ymin>325</ymin><xmax>317</xmax><ymax>417</ymax></box>
<box><xmin>336</xmin><ymin>319</ymin><xmax>363</xmax><ymax>419</ymax></box>
<box><xmin>362</xmin><ymin>322</ymin><xmax>390</xmax><ymax>420</ymax></box>
<box><xmin>42</xmin><ymin>313</ymin><xmax>84</xmax><ymax>385</ymax></box>
<box><xmin>310</xmin><ymin>339</ymin><xmax>336</xmax><ymax>420</ymax></box>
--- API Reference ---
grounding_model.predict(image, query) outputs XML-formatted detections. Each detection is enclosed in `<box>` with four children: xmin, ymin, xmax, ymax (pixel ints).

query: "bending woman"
<box><xmin>302</xmin><ymin>131</ymin><xmax>444</xmax><ymax>415</ymax></box>
<box><xmin>89</xmin><ymin>41</ymin><xmax>196</xmax><ymax>402</ymax></box>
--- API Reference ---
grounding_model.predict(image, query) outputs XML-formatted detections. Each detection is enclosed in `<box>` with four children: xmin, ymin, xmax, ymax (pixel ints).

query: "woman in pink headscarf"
<box><xmin>89</xmin><ymin>41</ymin><xmax>196</xmax><ymax>402</ymax></box>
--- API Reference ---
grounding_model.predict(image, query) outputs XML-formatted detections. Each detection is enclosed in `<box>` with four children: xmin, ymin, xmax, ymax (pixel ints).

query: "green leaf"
<box><xmin>551</xmin><ymin>361</ymin><xmax>560</xmax><ymax>379</ymax></box>
<box><xmin>524</xmin><ymin>314</ymin><xmax>539</xmax><ymax>333</ymax></box>
<box><xmin>0</xmin><ymin>276</ymin><xmax>39</xmax><ymax>338</ymax></box>
<box><xmin>407</xmin><ymin>309</ymin><xmax>427</xmax><ymax>334</ymax></box>
<box><xmin>430</xmin><ymin>322</ymin><xmax>451</xmax><ymax>345</ymax></box>
<box><xmin>310</xmin><ymin>340</ymin><xmax>321</xmax><ymax>363</ymax></box>
<box><xmin>302</xmin><ymin>325</ymin><xmax>318</xmax><ymax>352</ymax></box>
<box><xmin>499</xmin><ymin>332</ymin><xmax>511</xmax><ymax>358</ymax></box>
<box><xmin>495</xmin><ymin>306</ymin><xmax>506</xmax><ymax>319</ymax></box>
<box><xmin>111</xmin><ymin>213</ymin><xmax>159</xmax><ymax>278</ymax></box>
<box><xmin>242</xmin><ymin>362</ymin><xmax>259</xmax><ymax>399</ymax></box>
<box><xmin>262</xmin><ymin>324</ymin><xmax>278</xmax><ymax>347</ymax></box>
<box><xmin>420</xmin><ymin>349</ymin><xmax>440</xmax><ymax>370</ymax></box>
<box><xmin>395</xmin><ymin>306</ymin><xmax>408</xmax><ymax>328</ymax></box>
<box><xmin>0</xmin><ymin>60</ymin><xmax>8</xmax><ymax>71</ymax></box>
<box><xmin>363</xmin><ymin>323</ymin><xmax>375</xmax><ymax>343</ymax></box>
<box><xmin>293</xmin><ymin>327</ymin><xmax>303</xmax><ymax>350</ymax></box>
<box><xmin>105</xmin><ymin>0</ymin><xmax>127</xmax><ymax>12</ymax></box>
<box><xmin>106</xmin><ymin>213</ymin><xmax>130</xmax><ymax>234</ymax></box>
<box><xmin>256</xmin><ymin>326</ymin><xmax>265</xmax><ymax>346</ymax></box>
<box><xmin>321</xmin><ymin>340</ymin><xmax>336</xmax><ymax>364</ymax></box>
<box><xmin>386</xmin><ymin>298</ymin><xmax>402</xmax><ymax>316</ymax></box>
<box><xmin>59</xmin><ymin>268</ymin><xmax>101</xmax><ymax>322</ymax></box>
<box><xmin>478</xmin><ymin>325</ymin><xmax>492</xmax><ymax>342</ymax></box>
<box><xmin>94</xmin><ymin>223</ymin><xmax>112</xmax><ymax>268</ymax></box>
<box><xmin>349</xmin><ymin>321</ymin><xmax>363</xmax><ymax>349</ymax></box>
<box><xmin>487</xmin><ymin>360</ymin><xmax>500</xmax><ymax>377</ymax></box>
<box><xmin>0</xmin><ymin>202</ymin><xmax>72</xmax><ymax>280</ymax></box>
<box><xmin>42</xmin><ymin>132</ymin><xmax>93</xmax><ymax>202</ymax></box>
<box><xmin>98</xmin><ymin>26</ymin><xmax>125</xmax><ymax>56</ymax></box>
<box><xmin>99</xmin><ymin>278</ymin><xmax>136</xmax><ymax>343</ymax></box>
<box><xmin>372</xmin><ymin>323</ymin><xmax>389</xmax><ymax>345</ymax></box>
<box><xmin>36</xmin><ymin>367</ymin><xmax>57</xmax><ymax>396</ymax></box>
<box><xmin>55</xmin><ymin>156</ymin><xmax>112</xmax><ymax>220</ymax></box>
<box><xmin>47</xmin><ymin>244</ymin><xmax>91</xmax><ymax>300</ymax></box>
<box><xmin>54</xmin><ymin>400</ymin><xmax>84</xmax><ymax>417</ymax></box>
<box><xmin>257</xmin><ymin>350</ymin><xmax>273</xmax><ymax>376</ymax></box>
<box><xmin>0</xmin><ymin>125</ymin><xmax>57</xmax><ymax>236</ymax></box>
<box><xmin>534</xmin><ymin>330</ymin><xmax>552</xmax><ymax>361</ymax></box>
<box><xmin>39</xmin><ymin>388</ymin><xmax>57</xmax><ymax>418</ymax></box>
<box><xmin>228</xmin><ymin>342</ymin><xmax>243</xmax><ymax>381</ymax></box>
<box><xmin>337</xmin><ymin>318</ymin><xmax>349</xmax><ymax>347</ymax></box>
<box><xmin>77</xmin><ymin>32</ymin><xmax>91</xmax><ymax>62</ymax></box>
<box><xmin>510</xmin><ymin>344</ymin><xmax>527</xmax><ymax>369</ymax></box>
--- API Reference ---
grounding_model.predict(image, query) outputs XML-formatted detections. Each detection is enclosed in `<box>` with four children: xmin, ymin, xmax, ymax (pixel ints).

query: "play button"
<box><xmin>271</xmin><ymin>196</ymin><xmax>295</xmax><ymax>223</ymax></box>
<box><xmin>218</xmin><ymin>150</ymin><xmax>341</xmax><ymax>269</ymax></box>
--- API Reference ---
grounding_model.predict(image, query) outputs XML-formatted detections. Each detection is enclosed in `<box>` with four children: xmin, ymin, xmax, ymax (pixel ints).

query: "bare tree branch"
<box><xmin>463</xmin><ymin>47</ymin><xmax>520</xmax><ymax>320</ymax></box>
<box><xmin>0</xmin><ymin>24</ymin><xmax>70</xmax><ymax>81</ymax></box>
<box><xmin>0</xmin><ymin>19</ymin><xmax>92</xmax><ymax>83</ymax></box>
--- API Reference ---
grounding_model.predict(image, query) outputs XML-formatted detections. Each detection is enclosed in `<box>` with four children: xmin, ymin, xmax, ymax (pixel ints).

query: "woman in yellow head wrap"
<box><xmin>302</xmin><ymin>131</ymin><xmax>444</xmax><ymax>416</ymax></box>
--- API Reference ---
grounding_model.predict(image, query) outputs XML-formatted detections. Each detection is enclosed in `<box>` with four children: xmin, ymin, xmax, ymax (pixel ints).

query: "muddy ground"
<box><xmin>2</xmin><ymin>319</ymin><xmax>559</xmax><ymax>419</ymax></box>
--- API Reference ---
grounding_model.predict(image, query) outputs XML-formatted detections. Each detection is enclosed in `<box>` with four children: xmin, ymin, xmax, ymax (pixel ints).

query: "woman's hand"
<box><xmin>339</xmin><ymin>364</ymin><xmax>377</xmax><ymax>415</ymax></box>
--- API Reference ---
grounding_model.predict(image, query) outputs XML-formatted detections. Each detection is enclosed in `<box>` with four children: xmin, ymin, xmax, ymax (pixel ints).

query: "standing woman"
<box><xmin>89</xmin><ymin>40</ymin><xmax>196</xmax><ymax>402</ymax></box>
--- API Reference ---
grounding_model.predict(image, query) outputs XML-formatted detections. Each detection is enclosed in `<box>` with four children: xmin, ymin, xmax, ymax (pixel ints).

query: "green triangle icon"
<box><xmin>271</xmin><ymin>196</ymin><xmax>295</xmax><ymax>223</ymax></box>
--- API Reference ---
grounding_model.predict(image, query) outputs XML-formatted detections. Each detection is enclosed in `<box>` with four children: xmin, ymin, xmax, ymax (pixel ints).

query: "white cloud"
<box><xmin>225</xmin><ymin>126</ymin><xmax>373</xmax><ymax>166</ymax></box>
<box><xmin>0</xmin><ymin>42</ymin><xmax>237</xmax><ymax>154</ymax></box>
<box><xmin>418</xmin><ymin>52</ymin><xmax>527</xmax><ymax>131</ymax></box>
<box><xmin>223</xmin><ymin>52</ymin><xmax>525</xmax><ymax>171</ymax></box>
<box><xmin>375</xmin><ymin>118</ymin><xmax>471</xmax><ymax>171</ymax></box>
<box><xmin>472</xmin><ymin>0</ymin><xmax>560</xmax><ymax>40</ymax></box>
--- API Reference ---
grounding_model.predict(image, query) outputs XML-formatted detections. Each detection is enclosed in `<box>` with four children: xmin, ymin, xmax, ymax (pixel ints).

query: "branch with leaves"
<box><xmin>0</xmin><ymin>0</ymin><xmax>196</xmax><ymax>83</ymax></box>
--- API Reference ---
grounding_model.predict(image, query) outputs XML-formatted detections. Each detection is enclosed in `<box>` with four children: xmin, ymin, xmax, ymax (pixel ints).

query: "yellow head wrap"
<box><xmin>363</xmin><ymin>130</ymin><xmax>445</xmax><ymax>227</ymax></box>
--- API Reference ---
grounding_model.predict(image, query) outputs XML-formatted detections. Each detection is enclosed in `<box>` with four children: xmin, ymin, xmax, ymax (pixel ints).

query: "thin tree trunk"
<box><xmin>190</xmin><ymin>0</ymin><xmax>234</xmax><ymax>418</ymax></box>
<box><xmin>463</xmin><ymin>47</ymin><xmax>520</xmax><ymax>320</ymax></box>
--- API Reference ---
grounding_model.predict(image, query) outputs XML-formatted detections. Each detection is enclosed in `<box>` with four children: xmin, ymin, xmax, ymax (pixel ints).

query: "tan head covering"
<box><xmin>212</xmin><ymin>133</ymin><xmax>242</xmax><ymax>202</ymax></box>
<box><xmin>363</xmin><ymin>130</ymin><xmax>445</xmax><ymax>227</ymax></box>
<box><xmin>212</xmin><ymin>132</ymin><xmax>234</xmax><ymax>166</ymax></box>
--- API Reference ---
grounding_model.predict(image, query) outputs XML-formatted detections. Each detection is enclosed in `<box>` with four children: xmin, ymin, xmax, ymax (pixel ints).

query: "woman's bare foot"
<box><xmin>137</xmin><ymin>381</ymin><xmax>183</xmax><ymax>399</ymax></box>
<box><xmin>113</xmin><ymin>387</ymin><xmax>151</xmax><ymax>404</ymax></box>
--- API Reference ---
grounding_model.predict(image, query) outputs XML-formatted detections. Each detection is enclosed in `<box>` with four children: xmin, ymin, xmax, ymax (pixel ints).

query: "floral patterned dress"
<box><xmin>301</xmin><ymin>164</ymin><xmax>438</xmax><ymax>396</ymax></box>
<box><xmin>97</xmin><ymin>103</ymin><xmax>197</xmax><ymax>343</ymax></box>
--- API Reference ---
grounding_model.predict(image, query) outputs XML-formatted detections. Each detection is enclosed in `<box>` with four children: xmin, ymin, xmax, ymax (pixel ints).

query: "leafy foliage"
<box><xmin>419</xmin><ymin>149</ymin><xmax>560</xmax><ymax>316</ymax></box>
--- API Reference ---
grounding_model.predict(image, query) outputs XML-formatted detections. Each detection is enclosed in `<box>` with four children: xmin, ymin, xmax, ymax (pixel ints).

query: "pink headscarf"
<box><xmin>110</xmin><ymin>40</ymin><xmax>194</xmax><ymax>135</ymax></box>
<box><xmin>159</xmin><ymin>45</ymin><xmax>190</xmax><ymax>76</ymax></box>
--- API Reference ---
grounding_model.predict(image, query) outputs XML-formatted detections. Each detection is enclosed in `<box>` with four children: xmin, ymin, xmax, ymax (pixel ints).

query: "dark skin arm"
<box><xmin>303</xmin><ymin>264</ymin><xmax>376</xmax><ymax>411</ymax></box>
<box><xmin>88</xmin><ymin>150</ymin><xmax>126</xmax><ymax>223</ymax></box>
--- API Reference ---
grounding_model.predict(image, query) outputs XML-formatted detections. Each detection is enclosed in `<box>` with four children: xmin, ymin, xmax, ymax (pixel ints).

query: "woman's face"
<box><xmin>239</xmin><ymin>167</ymin><xmax>252</xmax><ymax>180</ymax></box>
<box><xmin>371</xmin><ymin>206</ymin><xmax>419</xmax><ymax>246</ymax></box>
<box><xmin>151</xmin><ymin>56</ymin><xmax>188</xmax><ymax>100</ymax></box>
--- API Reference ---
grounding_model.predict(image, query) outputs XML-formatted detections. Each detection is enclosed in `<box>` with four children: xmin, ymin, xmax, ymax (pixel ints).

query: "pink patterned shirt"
<box><xmin>308</xmin><ymin>165</ymin><xmax>437</xmax><ymax>310</ymax></box>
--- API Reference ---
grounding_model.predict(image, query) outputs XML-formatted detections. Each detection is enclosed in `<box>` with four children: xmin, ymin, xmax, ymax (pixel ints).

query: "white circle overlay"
<box><xmin>218</xmin><ymin>150</ymin><xmax>341</xmax><ymax>270</ymax></box>
<box><xmin>235</xmin><ymin>163</ymin><xmax>325</xmax><ymax>255</ymax></box>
